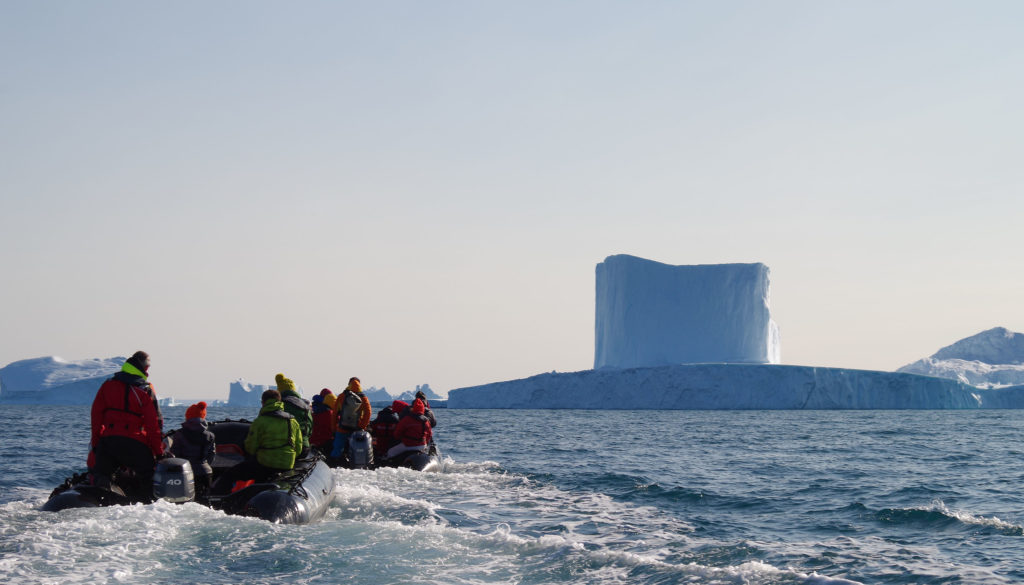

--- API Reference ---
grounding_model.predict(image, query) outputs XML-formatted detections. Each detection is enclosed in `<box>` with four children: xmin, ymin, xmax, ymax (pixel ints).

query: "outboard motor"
<box><xmin>153</xmin><ymin>458</ymin><xmax>195</xmax><ymax>503</ymax></box>
<box><xmin>347</xmin><ymin>430</ymin><xmax>374</xmax><ymax>469</ymax></box>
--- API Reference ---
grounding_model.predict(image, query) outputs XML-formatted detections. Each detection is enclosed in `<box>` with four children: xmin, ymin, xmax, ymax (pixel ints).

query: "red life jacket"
<box><xmin>90</xmin><ymin>372</ymin><xmax>164</xmax><ymax>457</ymax></box>
<box><xmin>394</xmin><ymin>413</ymin><xmax>432</xmax><ymax>447</ymax></box>
<box><xmin>370</xmin><ymin>407</ymin><xmax>402</xmax><ymax>455</ymax></box>
<box><xmin>310</xmin><ymin>409</ymin><xmax>334</xmax><ymax>445</ymax></box>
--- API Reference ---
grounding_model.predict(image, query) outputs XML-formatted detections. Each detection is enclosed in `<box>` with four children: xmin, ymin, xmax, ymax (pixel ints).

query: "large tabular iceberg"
<box><xmin>449</xmin><ymin>254</ymin><xmax>1024</xmax><ymax>410</ymax></box>
<box><xmin>447</xmin><ymin>364</ymin><xmax>1024</xmax><ymax>409</ymax></box>
<box><xmin>595</xmin><ymin>255</ymin><xmax>780</xmax><ymax>369</ymax></box>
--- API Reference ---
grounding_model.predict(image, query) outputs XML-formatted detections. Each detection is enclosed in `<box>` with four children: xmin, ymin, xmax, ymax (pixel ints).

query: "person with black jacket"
<box><xmin>168</xmin><ymin>401</ymin><xmax>216</xmax><ymax>497</ymax></box>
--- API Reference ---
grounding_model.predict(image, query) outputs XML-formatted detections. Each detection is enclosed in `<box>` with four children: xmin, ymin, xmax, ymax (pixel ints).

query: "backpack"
<box><xmin>337</xmin><ymin>390</ymin><xmax>364</xmax><ymax>430</ymax></box>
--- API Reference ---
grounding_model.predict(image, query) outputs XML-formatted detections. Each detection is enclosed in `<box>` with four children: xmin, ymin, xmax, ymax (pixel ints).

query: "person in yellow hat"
<box><xmin>275</xmin><ymin>373</ymin><xmax>312</xmax><ymax>456</ymax></box>
<box><xmin>210</xmin><ymin>389</ymin><xmax>301</xmax><ymax>495</ymax></box>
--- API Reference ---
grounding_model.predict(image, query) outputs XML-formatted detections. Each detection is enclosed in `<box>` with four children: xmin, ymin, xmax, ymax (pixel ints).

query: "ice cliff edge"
<box><xmin>448</xmin><ymin>364</ymin><xmax>1024</xmax><ymax>409</ymax></box>
<box><xmin>595</xmin><ymin>255</ymin><xmax>780</xmax><ymax>369</ymax></box>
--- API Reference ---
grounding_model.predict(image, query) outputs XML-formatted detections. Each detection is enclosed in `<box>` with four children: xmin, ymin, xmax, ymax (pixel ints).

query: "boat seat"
<box><xmin>213</xmin><ymin>444</ymin><xmax>246</xmax><ymax>469</ymax></box>
<box><xmin>217</xmin><ymin>443</ymin><xmax>245</xmax><ymax>456</ymax></box>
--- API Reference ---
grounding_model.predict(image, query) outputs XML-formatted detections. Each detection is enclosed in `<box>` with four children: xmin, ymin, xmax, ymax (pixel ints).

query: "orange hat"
<box><xmin>185</xmin><ymin>401</ymin><xmax>207</xmax><ymax>420</ymax></box>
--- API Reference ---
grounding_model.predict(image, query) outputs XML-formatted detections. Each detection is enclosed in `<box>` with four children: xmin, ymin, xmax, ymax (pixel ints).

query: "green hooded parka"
<box><xmin>244</xmin><ymin>400</ymin><xmax>302</xmax><ymax>470</ymax></box>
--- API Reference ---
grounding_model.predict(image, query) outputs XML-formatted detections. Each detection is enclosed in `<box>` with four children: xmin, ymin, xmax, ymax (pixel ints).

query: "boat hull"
<box><xmin>42</xmin><ymin>419</ymin><xmax>336</xmax><ymax>524</ymax></box>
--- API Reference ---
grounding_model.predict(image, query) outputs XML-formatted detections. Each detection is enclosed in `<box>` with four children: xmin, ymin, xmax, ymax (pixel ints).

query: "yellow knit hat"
<box><xmin>275</xmin><ymin>373</ymin><xmax>296</xmax><ymax>392</ymax></box>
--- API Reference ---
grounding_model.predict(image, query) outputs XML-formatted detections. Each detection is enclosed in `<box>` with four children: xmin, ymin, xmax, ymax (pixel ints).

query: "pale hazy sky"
<box><xmin>2</xmin><ymin>2</ymin><xmax>1022</xmax><ymax>401</ymax></box>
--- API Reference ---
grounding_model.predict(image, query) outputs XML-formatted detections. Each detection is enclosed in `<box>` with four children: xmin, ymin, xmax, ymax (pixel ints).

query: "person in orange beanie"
<box><xmin>168</xmin><ymin>401</ymin><xmax>216</xmax><ymax>497</ymax></box>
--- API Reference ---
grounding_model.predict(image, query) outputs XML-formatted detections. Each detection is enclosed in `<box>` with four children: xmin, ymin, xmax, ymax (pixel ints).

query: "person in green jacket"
<box><xmin>210</xmin><ymin>389</ymin><xmax>302</xmax><ymax>495</ymax></box>
<box><xmin>275</xmin><ymin>373</ymin><xmax>312</xmax><ymax>456</ymax></box>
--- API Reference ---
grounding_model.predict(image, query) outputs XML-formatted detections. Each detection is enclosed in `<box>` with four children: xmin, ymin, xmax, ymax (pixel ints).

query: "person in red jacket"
<box><xmin>370</xmin><ymin>399</ymin><xmax>408</xmax><ymax>461</ymax></box>
<box><xmin>89</xmin><ymin>351</ymin><xmax>164</xmax><ymax>502</ymax></box>
<box><xmin>387</xmin><ymin>398</ymin><xmax>432</xmax><ymax>461</ymax></box>
<box><xmin>309</xmin><ymin>388</ymin><xmax>335</xmax><ymax>455</ymax></box>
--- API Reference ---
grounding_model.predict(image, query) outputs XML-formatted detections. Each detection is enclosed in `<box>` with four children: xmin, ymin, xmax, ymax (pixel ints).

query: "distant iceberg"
<box><xmin>394</xmin><ymin>384</ymin><xmax>443</xmax><ymax>403</ymax></box>
<box><xmin>228</xmin><ymin>379</ymin><xmax>276</xmax><ymax>407</ymax></box>
<box><xmin>898</xmin><ymin>327</ymin><xmax>1024</xmax><ymax>388</ymax></box>
<box><xmin>1</xmin><ymin>356</ymin><xmax>441</xmax><ymax>407</ymax></box>
<box><xmin>363</xmin><ymin>386</ymin><xmax>394</xmax><ymax>404</ymax></box>
<box><xmin>226</xmin><ymin>379</ymin><xmax>439</xmax><ymax>407</ymax></box>
<box><xmin>0</xmin><ymin>356</ymin><xmax>121</xmax><ymax>405</ymax></box>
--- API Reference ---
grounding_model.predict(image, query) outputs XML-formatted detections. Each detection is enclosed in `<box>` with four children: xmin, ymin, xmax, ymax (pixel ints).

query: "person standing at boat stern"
<box><xmin>210</xmin><ymin>389</ymin><xmax>302</xmax><ymax>495</ymax></box>
<box><xmin>275</xmin><ymin>373</ymin><xmax>312</xmax><ymax>457</ymax></box>
<box><xmin>330</xmin><ymin>377</ymin><xmax>371</xmax><ymax>462</ymax></box>
<box><xmin>89</xmin><ymin>351</ymin><xmax>164</xmax><ymax>501</ymax></box>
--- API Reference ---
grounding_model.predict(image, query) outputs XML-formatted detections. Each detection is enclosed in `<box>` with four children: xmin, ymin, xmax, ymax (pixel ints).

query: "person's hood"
<box><xmin>121</xmin><ymin>361</ymin><xmax>147</xmax><ymax>380</ymax></box>
<box><xmin>260</xmin><ymin>400</ymin><xmax>286</xmax><ymax>415</ymax></box>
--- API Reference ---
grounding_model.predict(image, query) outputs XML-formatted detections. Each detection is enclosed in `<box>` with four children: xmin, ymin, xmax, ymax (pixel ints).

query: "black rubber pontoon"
<box><xmin>42</xmin><ymin>419</ymin><xmax>336</xmax><ymax>524</ymax></box>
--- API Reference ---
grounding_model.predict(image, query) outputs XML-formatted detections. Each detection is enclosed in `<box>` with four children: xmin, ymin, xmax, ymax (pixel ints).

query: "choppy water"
<box><xmin>2</xmin><ymin>405</ymin><xmax>1024</xmax><ymax>584</ymax></box>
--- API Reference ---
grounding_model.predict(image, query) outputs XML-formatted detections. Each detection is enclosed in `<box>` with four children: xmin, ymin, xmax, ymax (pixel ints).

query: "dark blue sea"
<box><xmin>2</xmin><ymin>405</ymin><xmax>1024</xmax><ymax>584</ymax></box>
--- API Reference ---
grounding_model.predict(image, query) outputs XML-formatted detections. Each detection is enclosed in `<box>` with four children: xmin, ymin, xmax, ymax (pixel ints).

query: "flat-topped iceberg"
<box><xmin>595</xmin><ymin>255</ymin><xmax>780</xmax><ymax>368</ymax></box>
<box><xmin>449</xmin><ymin>254</ymin><xmax>1024</xmax><ymax>410</ymax></box>
<box><xmin>447</xmin><ymin>364</ymin><xmax>1024</xmax><ymax>409</ymax></box>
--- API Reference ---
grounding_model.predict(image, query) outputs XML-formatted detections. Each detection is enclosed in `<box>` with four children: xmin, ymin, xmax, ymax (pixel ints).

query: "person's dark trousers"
<box><xmin>193</xmin><ymin>468</ymin><xmax>212</xmax><ymax>500</ymax></box>
<box><xmin>91</xmin><ymin>435</ymin><xmax>156</xmax><ymax>503</ymax></box>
